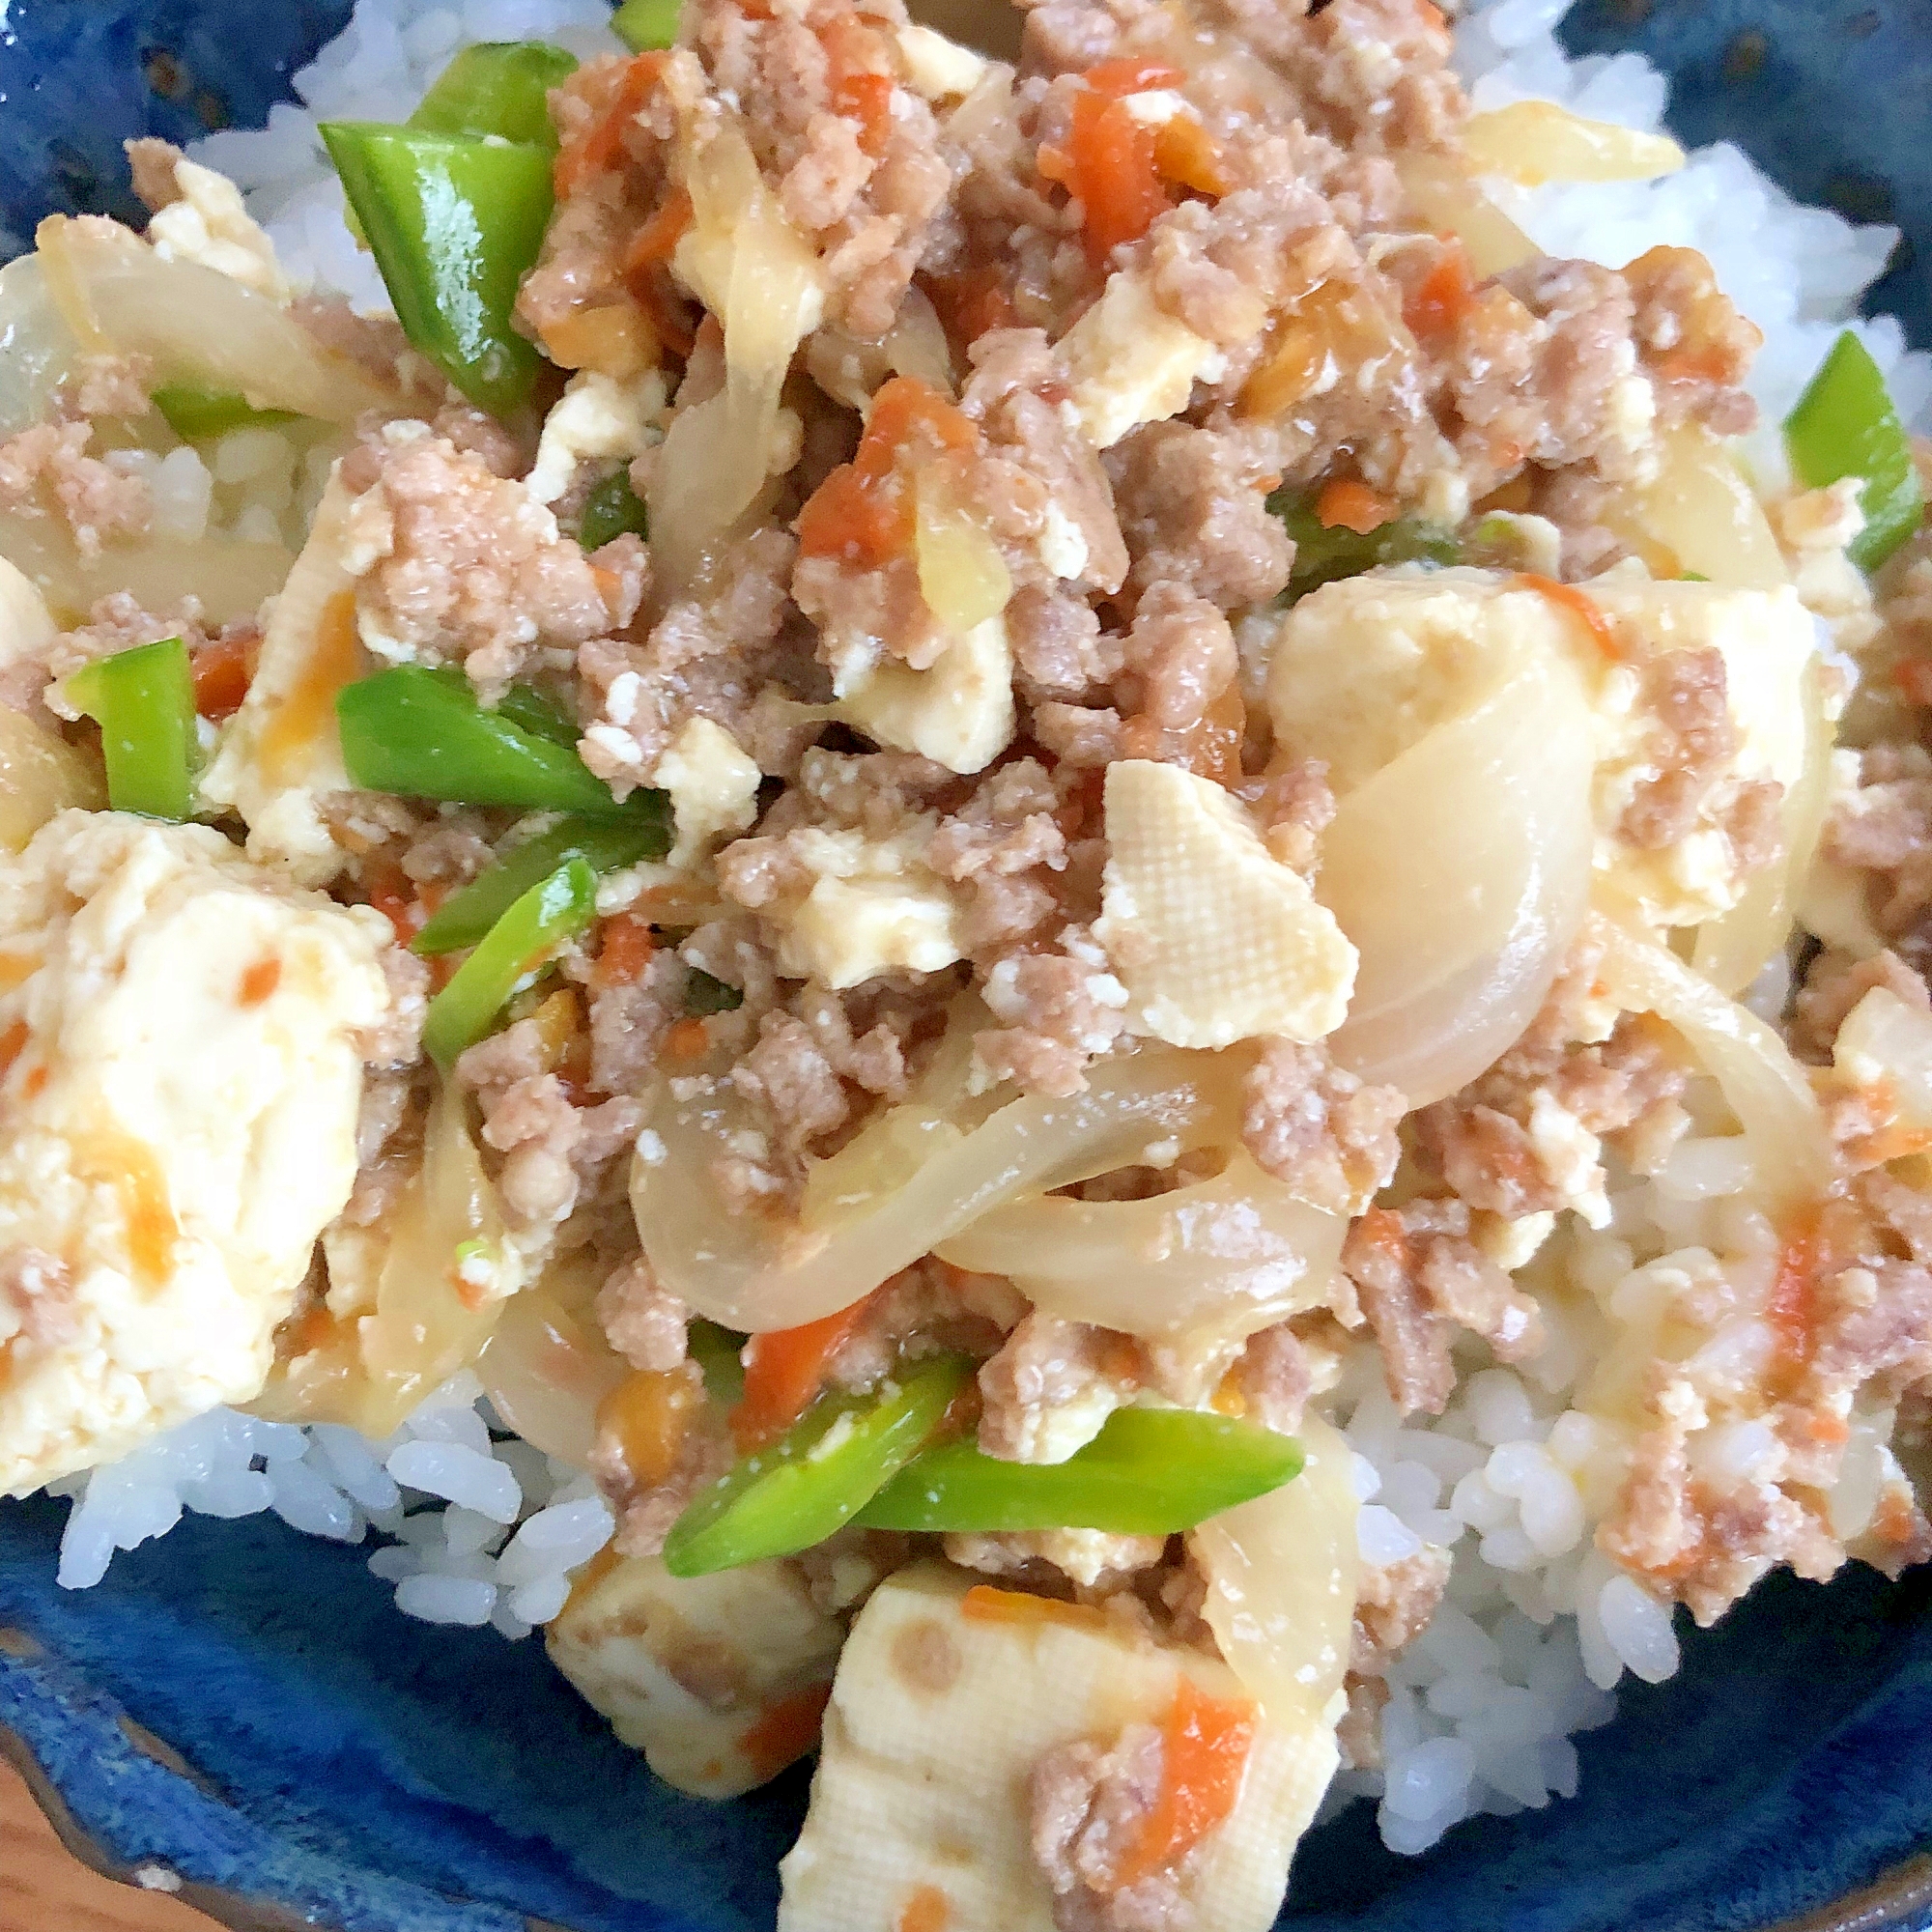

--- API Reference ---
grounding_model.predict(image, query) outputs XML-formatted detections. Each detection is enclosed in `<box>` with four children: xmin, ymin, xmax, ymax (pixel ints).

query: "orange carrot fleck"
<box><xmin>365</xmin><ymin>863</ymin><xmax>425</xmax><ymax>947</ymax></box>
<box><xmin>740</xmin><ymin>1682</ymin><xmax>835</xmax><ymax>1783</ymax></box>
<box><xmin>1767</xmin><ymin>1211</ymin><xmax>1822</xmax><ymax>1379</ymax></box>
<box><xmin>959</xmin><ymin>1585</ymin><xmax>1111</xmax><ymax>1634</ymax></box>
<box><xmin>835</xmin><ymin>71</ymin><xmax>895</xmax><ymax>158</ymax></box>
<box><xmin>597</xmin><ymin>1364</ymin><xmax>706</xmax><ymax>1485</ymax></box>
<box><xmin>191</xmin><ymin>635</ymin><xmax>254</xmax><ymax>721</ymax></box>
<box><xmin>1404</xmin><ymin>242</ymin><xmax>1476</xmax><ymax>340</ymax></box>
<box><xmin>1114</xmin><ymin>1678</ymin><xmax>1257</xmax><ymax>1886</ymax></box>
<box><xmin>796</xmin><ymin>375</ymin><xmax>975</xmax><ymax>567</ymax></box>
<box><xmin>663</xmin><ymin>1015</ymin><xmax>711</xmax><ymax>1062</ymax></box>
<box><xmin>733</xmin><ymin>1296</ymin><xmax>878</xmax><ymax>1450</ymax></box>
<box><xmin>1316</xmin><ymin>476</ymin><xmax>1393</xmax><ymax>535</ymax></box>
<box><xmin>0</xmin><ymin>1018</ymin><xmax>31</xmax><ymax>1081</ymax></box>
<box><xmin>1151</xmin><ymin>112</ymin><xmax>1229</xmax><ymax>197</ymax></box>
<box><xmin>239</xmin><ymin>956</ymin><xmax>281</xmax><ymax>1007</ymax></box>
<box><xmin>596</xmin><ymin>913</ymin><xmax>656</xmax><ymax>988</ymax></box>
<box><xmin>895</xmin><ymin>1885</ymin><xmax>952</xmax><ymax>1932</ymax></box>
<box><xmin>1513</xmin><ymin>573</ymin><xmax>1623</xmax><ymax>661</ymax></box>
<box><xmin>555</xmin><ymin>52</ymin><xmax>666</xmax><ymax>197</ymax></box>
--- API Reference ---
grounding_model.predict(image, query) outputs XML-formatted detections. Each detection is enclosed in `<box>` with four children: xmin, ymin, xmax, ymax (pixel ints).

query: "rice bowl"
<box><xmin>1</xmin><ymin>0</ymin><xmax>1930</xmax><ymax>1923</ymax></box>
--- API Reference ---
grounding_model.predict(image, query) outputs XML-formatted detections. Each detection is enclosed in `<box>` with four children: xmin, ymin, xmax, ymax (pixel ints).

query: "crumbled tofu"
<box><xmin>200</xmin><ymin>469</ymin><xmax>369</xmax><ymax>886</ymax></box>
<box><xmin>774</xmin><ymin>825</ymin><xmax>966</xmax><ymax>989</ymax></box>
<box><xmin>547</xmin><ymin>1552</ymin><xmax>845</xmax><ymax>1798</ymax></box>
<box><xmin>895</xmin><ymin>22</ymin><xmax>987</xmax><ymax>99</ymax></box>
<box><xmin>652</xmin><ymin>717</ymin><xmax>762</xmax><ymax>868</ymax></box>
<box><xmin>778</xmin><ymin>1562</ymin><xmax>1320</xmax><ymax>1932</ymax></box>
<box><xmin>0</xmin><ymin>811</ymin><xmax>394</xmax><ymax>1494</ymax></box>
<box><xmin>1058</xmin><ymin>272</ymin><xmax>1237</xmax><ymax>450</ymax></box>
<box><xmin>146</xmin><ymin>157</ymin><xmax>291</xmax><ymax>303</ymax></box>
<box><xmin>1094</xmin><ymin>760</ymin><xmax>1357</xmax><ymax>1049</ymax></box>
<box><xmin>1264</xmin><ymin>565</ymin><xmax>1818</xmax><ymax>928</ymax></box>
<box><xmin>833</xmin><ymin>614</ymin><xmax>1016</xmax><ymax>775</ymax></box>
<box><xmin>1525</xmin><ymin>1089</ymin><xmax>1610</xmax><ymax>1229</ymax></box>
<box><xmin>526</xmin><ymin>369</ymin><xmax>668</xmax><ymax>507</ymax></box>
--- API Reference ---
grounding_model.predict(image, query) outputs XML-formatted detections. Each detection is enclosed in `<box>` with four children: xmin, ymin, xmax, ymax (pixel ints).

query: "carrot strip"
<box><xmin>835</xmin><ymin>71</ymin><xmax>895</xmax><ymax>158</ymax></box>
<box><xmin>1404</xmin><ymin>242</ymin><xmax>1476</xmax><ymax>339</ymax></box>
<box><xmin>733</xmin><ymin>1296</ymin><xmax>876</xmax><ymax>1449</ymax></box>
<box><xmin>1513</xmin><ymin>573</ymin><xmax>1623</xmax><ymax>661</ymax></box>
<box><xmin>1315</xmin><ymin>476</ymin><xmax>1393</xmax><ymax>535</ymax></box>
<box><xmin>595</xmin><ymin>912</ymin><xmax>656</xmax><ymax>988</ymax></box>
<box><xmin>191</xmin><ymin>635</ymin><xmax>254</xmax><ymax>721</ymax></box>
<box><xmin>1114</xmin><ymin>1678</ymin><xmax>1256</xmax><ymax>1886</ymax></box>
<box><xmin>554</xmin><ymin>52</ymin><xmax>665</xmax><ymax>197</ymax></box>
<box><xmin>739</xmin><ymin>1682</ymin><xmax>834</xmax><ymax>1782</ymax></box>
<box><xmin>959</xmin><ymin>1584</ymin><xmax>1110</xmax><ymax>1634</ymax></box>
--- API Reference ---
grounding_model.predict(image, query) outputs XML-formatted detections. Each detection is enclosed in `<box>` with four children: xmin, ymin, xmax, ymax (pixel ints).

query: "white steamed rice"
<box><xmin>36</xmin><ymin>0</ymin><xmax>1932</xmax><ymax>1863</ymax></box>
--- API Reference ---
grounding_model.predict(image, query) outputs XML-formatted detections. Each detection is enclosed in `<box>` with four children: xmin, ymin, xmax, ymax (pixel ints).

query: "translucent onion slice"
<box><xmin>0</xmin><ymin>708</ymin><xmax>104</xmax><ymax>849</ymax></box>
<box><xmin>1319</xmin><ymin>633</ymin><xmax>1597</xmax><ymax>1106</ymax></box>
<box><xmin>1461</xmin><ymin>100</ymin><xmax>1684</xmax><ymax>187</ymax></box>
<box><xmin>1692</xmin><ymin>652</ymin><xmax>1833</xmax><ymax>995</ymax></box>
<box><xmin>1191</xmin><ymin>1412</ymin><xmax>1357</xmax><ymax>1732</ymax></box>
<box><xmin>936</xmin><ymin>1151</ymin><xmax>1343</xmax><ymax>1348</ymax></box>
<box><xmin>1392</xmin><ymin>152</ymin><xmax>1538</xmax><ymax>276</ymax></box>
<box><xmin>1591</xmin><ymin>911</ymin><xmax>1831</xmax><ymax>1208</ymax></box>
<box><xmin>651</xmin><ymin>121</ymin><xmax>826</xmax><ymax>590</ymax></box>
<box><xmin>633</xmin><ymin>1046</ymin><xmax>1249</xmax><ymax>1332</ymax></box>
<box><xmin>1603</xmin><ymin>424</ymin><xmax>1789</xmax><ymax>590</ymax></box>
<box><xmin>37</xmin><ymin>214</ymin><xmax>395</xmax><ymax>423</ymax></box>
<box><xmin>0</xmin><ymin>254</ymin><xmax>80</xmax><ymax>437</ymax></box>
<box><xmin>264</xmin><ymin>1084</ymin><xmax>512</xmax><ymax>1435</ymax></box>
<box><xmin>476</xmin><ymin>1253</ymin><xmax>627</xmax><ymax>1466</ymax></box>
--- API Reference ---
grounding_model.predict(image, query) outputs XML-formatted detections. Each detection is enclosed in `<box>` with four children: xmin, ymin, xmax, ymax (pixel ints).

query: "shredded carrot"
<box><xmin>1057</xmin><ymin>87</ymin><xmax>1173</xmax><ymax>270</ymax></box>
<box><xmin>622</xmin><ymin>187</ymin><xmax>695</xmax><ymax>282</ymax></box>
<box><xmin>1151</xmin><ymin>112</ymin><xmax>1229</xmax><ymax>197</ymax></box>
<box><xmin>796</xmin><ymin>375</ymin><xmax>975</xmax><ymax>567</ymax></box>
<box><xmin>1513</xmin><ymin>573</ymin><xmax>1623</xmax><ymax>661</ymax></box>
<box><xmin>1316</xmin><ymin>476</ymin><xmax>1393</xmax><ymax>535</ymax></box>
<box><xmin>922</xmin><ymin>267</ymin><xmax>1018</xmax><ymax>353</ymax></box>
<box><xmin>739</xmin><ymin>1682</ymin><xmax>834</xmax><ymax>1782</ymax></box>
<box><xmin>835</xmin><ymin>71</ymin><xmax>896</xmax><ymax>158</ymax></box>
<box><xmin>960</xmin><ymin>1584</ymin><xmax>1111</xmax><ymax>1634</ymax></box>
<box><xmin>555</xmin><ymin>52</ymin><xmax>666</xmax><ymax>198</ymax></box>
<box><xmin>1210</xmin><ymin>1369</ymin><xmax>1247</xmax><ymax>1417</ymax></box>
<box><xmin>261</xmin><ymin>589</ymin><xmax>360</xmax><ymax>782</ymax></box>
<box><xmin>1807</xmin><ymin>1409</ymin><xmax>1852</xmax><ymax>1445</ymax></box>
<box><xmin>619</xmin><ymin>186</ymin><xmax>697</xmax><ymax>357</ymax></box>
<box><xmin>1081</xmin><ymin>57</ymin><xmax>1186</xmax><ymax>99</ymax></box>
<box><xmin>1403</xmin><ymin>242</ymin><xmax>1476</xmax><ymax>340</ymax></box>
<box><xmin>1114</xmin><ymin>1679</ymin><xmax>1257</xmax><ymax>1887</ymax></box>
<box><xmin>1875</xmin><ymin>1488</ymin><xmax>1922</xmax><ymax>1547</ymax></box>
<box><xmin>1767</xmin><ymin>1210</ymin><xmax>1822</xmax><ymax>1379</ymax></box>
<box><xmin>596</xmin><ymin>912</ymin><xmax>657</xmax><ymax>988</ymax></box>
<box><xmin>895</xmin><ymin>1885</ymin><xmax>952</xmax><ymax>1932</ymax></box>
<box><xmin>365</xmin><ymin>863</ymin><xmax>425</xmax><ymax>947</ymax></box>
<box><xmin>733</xmin><ymin>1296</ymin><xmax>877</xmax><ymax>1450</ymax></box>
<box><xmin>191</xmin><ymin>634</ymin><xmax>254</xmax><ymax>722</ymax></box>
<box><xmin>1653</xmin><ymin>343</ymin><xmax>1734</xmax><ymax>386</ymax></box>
<box><xmin>597</xmin><ymin>1364</ymin><xmax>706</xmax><ymax>1485</ymax></box>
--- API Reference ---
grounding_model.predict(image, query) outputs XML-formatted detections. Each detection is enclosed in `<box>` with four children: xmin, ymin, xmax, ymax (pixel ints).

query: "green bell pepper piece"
<box><xmin>413</xmin><ymin>811</ymin><xmax>670</xmax><ymax>956</ymax></box>
<box><xmin>337</xmin><ymin>666</ymin><xmax>631</xmax><ymax>817</ymax></box>
<box><xmin>421</xmin><ymin>856</ymin><xmax>597</xmax><ymax>1068</ymax></box>
<box><xmin>320</xmin><ymin>122</ymin><xmax>553</xmax><ymax>415</ymax></box>
<box><xmin>493</xmin><ymin>682</ymin><xmax>581</xmax><ymax>749</ymax></box>
<box><xmin>684</xmin><ymin>967</ymin><xmax>743</xmax><ymax>1015</ymax></box>
<box><xmin>577</xmin><ymin>467</ymin><xmax>651</xmax><ymax>552</ymax></box>
<box><xmin>151</xmin><ymin>383</ymin><xmax>299</xmax><ymax>441</ymax></box>
<box><xmin>663</xmin><ymin>1354</ymin><xmax>972</xmax><ymax>1577</ymax></box>
<box><xmin>1784</xmin><ymin>329</ymin><xmax>1925</xmax><ymax>573</ymax></box>
<box><xmin>855</xmin><ymin>1406</ymin><xmax>1303</xmax><ymax>1535</ymax></box>
<box><xmin>64</xmin><ymin>637</ymin><xmax>197</xmax><ymax>822</ymax></box>
<box><xmin>687</xmin><ymin>1321</ymin><xmax>747</xmax><ymax>1407</ymax></box>
<box><xmin>411</xmin><ymin>41</ymin><xmax>578</xmax><ymax>149</ymax></box>
<box><xmin>1269</xmin><ymin>490</ymin><xmax>1461</xmax><ymax>600</ymax></box>
<box><xmin>612</xmin><ymin>0</ymin><xmax>683</xmax><ymax>52</ymax></box>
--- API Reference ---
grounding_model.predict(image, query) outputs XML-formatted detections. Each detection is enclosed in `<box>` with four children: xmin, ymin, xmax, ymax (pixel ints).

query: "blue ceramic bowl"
<box><xmin>4</xmin><ymin>5</ymin><xmax>1932</xmax><ymax>1929</ymax></box>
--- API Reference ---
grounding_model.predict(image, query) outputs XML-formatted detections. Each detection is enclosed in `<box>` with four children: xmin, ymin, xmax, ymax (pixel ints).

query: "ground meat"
<box><xmin>1790</xmin><ymin>947</ymin><xmax>1929</xmax><ymax>1064</ymax></box>
<box><xmin>63</xmin><ymin>354</ymin><xmax>154</xmax><ymax>419</ymax></box>
<box><xmin>1231</xmin><ymin>1321</ymin><xmax>1316</xmax><ymax>1435</ymax></box>
<box><xmin>587</xmin><ymin>948</ymin><xmax>685</xmax><ymax>1098</ymax></box>
<box><xmin>1619</xmin><ymin>644</ymin><xmax>1747</xmax><ymax>853</ymax></box>
<box><xmin>1343</xmin><ymin>1200</ymin><xmax>1544</xmax><ymax>1416</ymax></box>
<box><xmin>0</xmin><ymin>421</ymin><xmax>152</xmax><ymax>559</ymax></box>
<box><xmin>978</xmin><ymin>1312</ymin><xmax>1130</xmax><ymax>1461</ymax></box>
<box><xmin>1336</xmin><ymin>1672</ymin><xmax>1390</xmax><ymax>1771</ymax></box>
<box><xmin>126</xmin><ymin>134</ymin><xmax>185</xmax><ymax>212</ymax></box>
<box><xmin>1246</xmin><ymin>759</ymin><xmax>1335</xmax><ymax>876</ymax></box>
<box><xmin>0</xmin><ymin>1247</ymin><xmax>75</xmax><ymax>1350</ymax></box>
<box><xmin>827</xmin><ymin>1258</ymin><xmax>1024</xmax><ymax>1391</ymax></box>
<box><xmin>1823</xmin><ymin>744</ymin><xmax>1932</xmax><ymax>966</ymax></box>
<box><xmin>1622</xmin><ymin>243</ymin><xmax>1761</xmax><ymax>437</ymax></box>
<box><xmin>26</xmin><ymin>592</ymin><xmax>226</xmax><ymax>720</ymax></box>
<box><xmin>595</xmin><ymin>1255</ymin><xmax>690</xmax><ymax>1372</ymax></box>
<box><xmin>1030</xmin><ymin>1724</ymin><xmax>1185</xmax><ymax>1932</ymax></box>
<box><xmin>976</xmin><ymin>933</ymin><xmax>1129</xmax><ymax>1096</ymax></box>
<box><xmin>1010</xmin><ymin>585</ymin><xmax>1122</xmax><ymax>704</ymax></box>
<box><xmin>355</xmin><ymin>947</ymin><xmax>430</xmax><ymax>1071</ymax></box>
<box><xmin>344</xmin><ymin>422</ymin><xmax>634</xmax><ymax>701</ymax></box>
<box><xmin>1352</xmin><ymin>1545</ymin><xmax>1453</xmax><ymax>1673</ymax></box>
<box><xmin>1241</xmin><ymin>1038</ymin><xmax>1404</xmax><ymax>1216</ymax></box>
<box><xmin>1106</xmin><ymin>422</ymin><xmax>1293</xmax><ymax>610</ymax></box>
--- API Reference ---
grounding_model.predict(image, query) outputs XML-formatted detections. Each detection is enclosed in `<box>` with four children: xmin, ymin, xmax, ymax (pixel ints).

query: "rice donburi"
<box><xmin>1</xmin><ymin>0</ymin><xmax>1930</xmax><ymax>1921</ymax></box>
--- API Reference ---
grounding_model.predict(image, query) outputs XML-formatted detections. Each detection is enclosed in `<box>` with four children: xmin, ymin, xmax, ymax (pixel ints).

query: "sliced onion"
<box><xmin>266</xmin><ymin>1083</ymin><xmax>513</xmax><ymax>1435</ymax></box>
<box><xmin>1191</xmin><ymin>1412</ymin><xmax>1357</xmax><ymax>1732</ymax></box>
<box><xmin>915</xmin><ymin>463</ymin><xmax>1010</xmax><ymax>634</ymax></box>
<box><xmin>1692</xmin><ymin>652</ymin><xmax>1832</xmax><ymax>995</ymax></box>
<box><xmin>0</xmin><ymin>507</ymin><xmax>292</xmax><ymax>631</ymax></box>
<box><xmin>936</xmin><ymin>1151</ymin><xmax>1343</xmax><ymax>1349</ymax></box>
<box><xmin>1317</xmin><ymin>626</ymin><xmax>1597</xmax><ymax>1106</ymax></box>
<box><xmin>1833</xmin><ymin>987</ymin><xmax>1932</xmax><ymax>1135</ymax></box>
<box><xmin>37</xmin><ymin>214</ymin><xmax>394</xmax><ymax>423</ymax></box>
<box><xmin>1393</xmin><ymin>152</ymin><xmax>1538</xmax><ymax>276</ymax></box>
<box><xmin>0</xmin><ymin>709</ymin><xmax>103</xmax><ymax>848</ymax></box>
<box><xmin>1462</xmin><ymin>101</ymin><xmax>1684</xmax><ymax>187</ymax></box>
<box><xmin>476</xmin><ymin>1251</ymin><xmax>627</xmax><ymax>1466</ymax></box>
<box><xmin>1604</xmin><ymin>424</ymin><xmax>1789</xmax><ymax>590</ymax></box>
<box><xmin>1592</xmin><ymin>911</ymin><xmax>1831</xmax><ymax>1208</ymax></box>
<box><xmin>633</xmin><ymin>1046</ymin><xmax>1248</xmax><ymax>1332</ymax></box>
<box><xmin>0</xmin><ymin>254</ymin><xmax>80</xmax><ymax>437</ymax></box>
<box><xmin>651</xmin><ymin>122</ymin><xmax>826</xmax><ymax>590</ymax></box>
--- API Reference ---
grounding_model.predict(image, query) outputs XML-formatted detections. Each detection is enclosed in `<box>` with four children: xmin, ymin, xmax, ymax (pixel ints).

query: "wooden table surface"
<box><xmin>0</xmin><ymin>1756</ymin><xmax>221</xmax><ymax>1932</ymax></box>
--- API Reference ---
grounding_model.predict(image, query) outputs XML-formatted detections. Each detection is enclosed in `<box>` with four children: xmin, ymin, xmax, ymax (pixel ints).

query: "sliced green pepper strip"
<box><xmin>1784</xmin><ymin>329</ymin><xmax>1925</xmax><ymax>573</ymax></box>
<box><xmin>577</xmin><ymin>467</ymin><xmax>651</xmax><ymax>552</ymax></box>
<box><xmin>151</xmin><ymin>383</ymin><xmax>299</xmax><ymax>441</ymax></box>
<box><xmin>855</xmin><ymin>1406</ymin><xmax>1303</xmax><ymax>1535</ymax></box>
<box><xmin>663</xmin><ymin>1354</ymin><xmax>972</xmax><ymax>1577</ymax></box>
<box><xmin>421</xmin><ymin>857</ymin><xmax>597</xmax><ymax>1069</ymax></box>
<box><xmin>685</xmin><ymin>967</ymin><xmax>744</xmax><ymax>1015</ymax></box>
<box><xmin>320</xmin><ymin>123</ymin><xmax>553</xmax><ymax>415</ymax></box>
<box><xmin>688</xmin><ymin>1321</ymin><xmax>747</xmax><ymax>1407</ymax></box>
<box><xmin>413</xmin><ymin>812</ymin><xmax>669</xmax><ymax>956</ymax></box>
<box><xmin>64</xmin><ymin>637</ymin><xmax>197</xmax><ymax>822</ymax></box>
<box><xmin>337</xmin><ymin>666</ymin><xmax>632</xmax><ymax>817</ymax></box>
<box><xmin>494</xmin><ymin>682</ymin><xmax>581</xmax><ymax>749</ymax></box>
<box><xmin>1268</xmin><ymin>491</ymin><xmax>1461</xmax><ymax>599</ymax></box>
<box><xmin>612</xmin><ymin>0</ymin><xmax>683</xmax><ymax>52</ymax></box>
<box><xmin>410</xmin><ymin>41</ymin><xmax>578</xmax><ymax>149</ymax></box>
